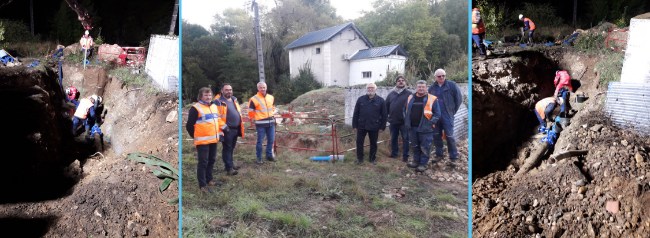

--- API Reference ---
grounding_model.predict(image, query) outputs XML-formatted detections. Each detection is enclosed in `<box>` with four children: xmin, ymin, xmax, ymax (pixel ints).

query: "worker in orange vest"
<box><xmin>519</xmin><ymin>14</ymin><xmax>536</xmax><ymax>44</ymax></box>
<box><xmin>472</xmin><ymin>7</ymin><xmax>487</xmax><ymax>59</ymax></box>
<box><xmin>404</xmin><ymin>80</ymin><xmax>442</xmax><ymax>172</ymax></box>
<box><xmin>73</xmin><ymin>96</ymin><xmax>96</xmax><ymax>135</ymax></box>
<box><xmin>248</xmin><ymin>82</ymin><xmax>278</xmax><ymax>165</ymax></box>
<box><xmin>535</xmin><ymin>97</ymin><xmax>556</xmax><ymax>133</ymax></box>
<box><xmin>214</xmin><ymin>83</ymin><xmax>245</xmax><ymax>176</ymax></box>
<box><xmin>186</xmin><ymin>87</ymin><xmax>224</xmax><ymax>193</ymax></box>
<box><xmin>79</xmin><ymin>30</ymin><xmax>93</xmax><ymax>58</ymax></box>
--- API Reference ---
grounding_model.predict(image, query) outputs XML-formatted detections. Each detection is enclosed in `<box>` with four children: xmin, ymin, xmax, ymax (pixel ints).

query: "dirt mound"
<box><xmin>289</xmin><ymin>88</ymin><xmax>345</xmax><ymax>117</ymax></box>
<box><xmin>0</xmin><ymin>59</ymin><xmax>179</xmax><ymax>237</ymax></box>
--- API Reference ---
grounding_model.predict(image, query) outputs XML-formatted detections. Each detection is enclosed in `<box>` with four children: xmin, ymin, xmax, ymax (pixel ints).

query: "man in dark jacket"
<box><xmin>427</xmin><ymin>69</ymin><xmax>463</xmax><ymax>168</ymax></box>
<box><xmin>385</xmin><ymin>75</ymin><xmax>411</xmax><ymax>162</ymax></box>
<box><xmin>352</xmin><ymin>83</ymin><xmax>387</xmax><ymax>165</ymax></box>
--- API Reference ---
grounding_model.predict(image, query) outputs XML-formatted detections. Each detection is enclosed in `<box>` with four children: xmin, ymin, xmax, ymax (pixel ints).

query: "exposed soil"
<box><xmin>472</xmin><ymin>46</ymin><xmax>650</xmax><ymax>237</ymax></box>
<box><xmin>0</xmin><ymin>58</ymin><xmax>179</xmax><ymax>237</ymax></box>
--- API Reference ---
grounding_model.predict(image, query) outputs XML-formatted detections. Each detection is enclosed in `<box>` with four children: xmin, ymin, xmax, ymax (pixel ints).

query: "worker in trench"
<box><xmin>519</xmin><ymin>14</ymin><xmax>536</xmax><ymax>44</ymax></box>
<box><xmin>385</xmin><ymin>76</ymin><xmax>411</xmax><ymax>163</ymax></box>
<box><xmin>404</xmin><ymin>80</ymin><xmax>442</xmax><ymax>172</ymax></box>
<box><xmin>472</xmin><ymin>7</ymin><xmax>487</xmax><ymax>60</ymax></box>
<box><xmin>534</xmin><ymin>97</ymin><xmax>557</xmax><ymax>133</ymax></box>
<box><xmin>428</xmin><ymin>69</ymin><xmax>463</xmax><ymax>168</ymax></box>
<box><xmin>248</xmin><ymin>82</ymin><xmax>278</xmax><ymax>164</ymax></box>
<box><xmin>352</xmin><ymin>83</ymin><xmax>387</xmax><ymax>165</ymax></box>
<box><xmin>72</xmin><ymin>96</ymin><xmax>96</xmax><ymax>137</ymax></box>
<box><xmin>214</xmin><ymin>83</ymin><xmax>245</xmax><ymax>176</ymax></box>
<box><xmin>79</xmin><ymin>30</ymin><xmax>93</xmax><ymax>58</ymax></box>
<box><xmin>554</xmin><ymin>70</ymin><xmax>573</xmax><ymax>117</ymax></box>
<box><xmin>186</xmin><ymin>87</ymin><xmax>224</xmax><ymax>193</ymax></box>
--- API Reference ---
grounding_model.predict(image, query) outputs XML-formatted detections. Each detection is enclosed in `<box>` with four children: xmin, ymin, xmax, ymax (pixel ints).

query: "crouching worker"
<box><xmin>404</xmin><ymin>80</ymin><xmax>441</xmax><ymax>172</ymax></box>
<box><xmin>186</xmin><ymin>87</ymin><xmax>224</xmax><ymax>193</ymax></box>
<box><xmin>73</xmin><ymin>96</ymin><xmax>96</xmax><ymax>136</ymax></box>
<box><xmin>534</xmin><ymin>97</ymin><xmax>556</xmax><ymax>133</ymax></box>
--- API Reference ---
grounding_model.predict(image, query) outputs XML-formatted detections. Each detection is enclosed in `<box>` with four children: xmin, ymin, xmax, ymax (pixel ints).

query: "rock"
<box><xmin>166</xmin><ymin>110</ymin><xmax>178</xmax><ymax>122</ymax></box>
<box><xmin>578</xmin><ymin>186</ymin><xmax>587</xmax><ymax>194</ymax></box>
<box><xmin>636</xmin><ymin>154</ymin><xmax>644</xmax><ymax>164</ymax></box>
<box><xmin>126</xmin><ymin>196</ymin><xmax>134</xmax><ymax>202</ymax></box>
<box><xmin>6</xmin><ymin>62</ymin><xmax>14</xmax><ymax>67</ymax></box>
<box><xmin>591</xmin><ymin>124</ymin><xmax>603</xmax><ymax>132</ymax></box>
<box><xmin>588</xmin><ymin>222</ymin><xmax>596</xmax><ymax>237</ymax></box>
<box><xmin>621</xmin><ymin>140</ymin><xmax>628</xmax><ymax>146</ymax></box>
<box><xmin>285</xmin><ymin>169</ymin><xmax>292</xmax><ymax>172</ymax></box>
<box><xmin>575</xmin><ymin>179</ymin><xmax>586</xmax><ymax>186</ymax></box>
<box><xmin>383</xmin><ymin>193</ymin><xmax>393</xmax><ymax>199</ymax></box>
<box><xmin>397</xmin><ymin>190</ymin><xmax>406</xmax><ymax>196</ymax></box>
<box><xmin>94</xmin><ymin>209</ymin><xmax>102</xmax><ymax>217</ymax></box>
<box><xmin>533</xmin><ymin>199</ymin><xmax>539</xmax><ymax>207</ymax></box>
<box><xmin>606</xmin><ymin>201</ymin><xmax>619</xmax><ymax>214</ymax></box>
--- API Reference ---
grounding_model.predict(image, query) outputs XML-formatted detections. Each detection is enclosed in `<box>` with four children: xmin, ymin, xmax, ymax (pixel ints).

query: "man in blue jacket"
<box><xmin>352</xmin><ymin>83</ymin><xmax>387</xmax><ymax>165</ymax></box>
<box><xmin>405</xmin><ymin>80</ymin><xmax>442</xmax><ymax>172</ymax></box>
<box><xmin>428</xmin><ymin>69</ymin><xmax>463</xmax><ymax>168</ymax></box>
<box><xmin>385</xmin><ymin>75</ymin><xmax>411</xmax><ymax>162</ymax></box>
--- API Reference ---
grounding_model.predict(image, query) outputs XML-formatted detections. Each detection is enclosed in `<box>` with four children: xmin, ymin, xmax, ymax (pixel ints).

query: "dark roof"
<box><xmin>284</xmin><ymin>22</ymin><xmax>374</xmax><ymax>50</ymax></box>
<box><xmin>349</xmin><ymin>44</ymin><xmax>409</xmax><ymax>60</ymax></box>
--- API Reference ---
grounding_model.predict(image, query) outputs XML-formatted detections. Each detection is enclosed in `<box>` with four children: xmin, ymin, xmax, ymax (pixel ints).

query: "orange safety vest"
<box><xmin>80</xmin><ymin>36</ymin><xmax>93</xmax><ymax>49</ymax></box>
<box><xmin>406</xmin><ymin>93</ymin><xmax>439</xmax><ymax>128</ymax></box>
<box><xmin>523</xmin><ymin>18</ymin><xmax>536</xmax><ymax>30</ymax></box>
<box><xmin>192</xmin><ymin>102</ymin><xmax>221</xmax><ymax>146</ymax></box>
<box><xmin>214</xmin><ymin>94</ymin><xmax>245</xmax><ymax>138</ymax></box>
<box><xmin>248</xmin><ymin>92</ymin><xmax>275</xmax><ymax>122</ymax></box>
<box><xmin>74</xmin><ymin>98</ymin><xmax>93</xmax><ymax>119</ymax></box>
<box><xmin>535</xmin><ymin>97</ymin><xmax>556</xmax><ymax>120</ymax></box>
<box><xmin>472</xmin><ymin>8</ymin><xmax>485</xmax><ymax>34</ymax></box>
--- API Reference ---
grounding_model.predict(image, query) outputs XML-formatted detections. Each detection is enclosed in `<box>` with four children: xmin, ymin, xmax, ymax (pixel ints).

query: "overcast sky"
<box><xmin>182</xmin><ymin>0</ymin><xmax>375</xmax><ymax>31</ymax></box>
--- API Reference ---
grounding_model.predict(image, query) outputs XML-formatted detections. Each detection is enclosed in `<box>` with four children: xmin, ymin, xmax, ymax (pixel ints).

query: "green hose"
<box><xmin>126</xmin><ymin>152</ymin><xmax>179</xmax><ymax>204</ymax></box>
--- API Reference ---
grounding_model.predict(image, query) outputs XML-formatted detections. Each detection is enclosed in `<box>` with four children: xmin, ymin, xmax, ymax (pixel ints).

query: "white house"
<box><xmin>284</xmin><ymin>22</ymin><xmax>408</xmax><ymax>86</ymax></box>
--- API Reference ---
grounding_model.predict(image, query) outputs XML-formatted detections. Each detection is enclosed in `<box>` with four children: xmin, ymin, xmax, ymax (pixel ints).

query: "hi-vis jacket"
<box><xmin>554</xmin><ymin>70</ymin><xmax>573</xmax><ymax>94</ymax></box>
<box><xmin>80</xmin><ymin>35</ymin><xmax>93</xmax><ymax>49</ymax></box>
<box><xmin>74</xmin><ymin>98</ymin><xmax>94</xmax><ymax>119</ymax></box>
<box><xmin>535</xmin><ymin>97</ymin><xmax>556</xmax><ymax>120</ymax></box>
<box><xmin>248</xmin><ymin>92</ymin><xmax>275</xmax><ymax>126</ymax></box>
<box><xmin>403</xmin><ymin>93</ymin><xmax>441</xmax><ymax>133</ymax></box>
<box><xmin>523</xmin><ymin>18</ymin><xmax>536</xmax><ymax>31</ymax></box>
<box><xmin>191</xmin><ymin>101</ymin><xmax>222</xmax><ymax>146</ymax></box>
<box><xmin>214</xmin><ymin>94</ymin><xmax>245</xmax><ymax>138</ymax></box>
<box><xmin>472</xmin><ymin>8</ymin><xmax>485</xmax><ymax>34</ymax></box>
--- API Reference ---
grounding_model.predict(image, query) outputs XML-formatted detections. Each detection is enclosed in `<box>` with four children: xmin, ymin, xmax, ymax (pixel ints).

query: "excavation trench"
<box><xmin>0</xmin><ymin>59</ymin><xmax>179</xmax><ymax>237</ymax></box>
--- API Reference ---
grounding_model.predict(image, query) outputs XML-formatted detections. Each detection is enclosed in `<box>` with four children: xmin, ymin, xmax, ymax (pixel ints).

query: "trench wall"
<box><xmin>344</xmin><ymin>83</ymin><xmax>469</xmax><ymax>140</ymax></box>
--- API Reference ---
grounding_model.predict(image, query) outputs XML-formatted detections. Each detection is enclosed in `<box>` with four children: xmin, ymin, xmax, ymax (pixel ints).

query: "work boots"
<box><xmin>266</xmin><ymin>156</ymin><xmax>278</xmax><ymax>162</ymax></box>
<box><xmin>355</xmin><ymin>159</ymin><xmax>362</xmax><ymax>165</ymax></box>
<box><xmin>227</xmin><ymin>170</ymin><xmax>238</xmax><ymax>176</ymax></box>
<box><xmin>370</xmin><ymin>159</ymin><xmax>377</xmax><ymax>165</ymax></box>
<box><xmin>207</xmin><ymin>181</ymin><xmax>222</xmax><ymax>186</ymax></box>
<box><xmin>415</xmin><ymin>164</ymin><xmax>428</xmax><ymax>172</ymax></box>
<box><xmin>407</xmin><ymin>161</ymin><xmax>419</xmax><ymax>168</ymax></box>
<box><xmin>256</xmin><ymin>158</ymin><xmax>264</xmax><ymax>164</ymax></box>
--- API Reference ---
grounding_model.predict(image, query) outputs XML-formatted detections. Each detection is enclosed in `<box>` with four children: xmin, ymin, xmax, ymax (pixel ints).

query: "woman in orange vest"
<box><xmin>472</xmin><ymin>7</ymin><xmax>487</xmax><ymax>58</ymax></box>
<box><xmin>73</xmin><ymin>96</ymin><xmax>96</xmax><ymax>135</ymax></box>
<box><xmin>519</xmin><ymin>14</ymin><xmax>536</xmax><ymax>43</ymax></box>
<box><xmin>535</xmin><ymin>97</ymin><xmax>556</xmax><ymax>132</ymax></box>
<box><xmin>248</xmin><ymin>82</ymin><xmax>278</xmax><ymax>165</ymax></box>
<box><xmin>186</xmin><ymin>87</ymin><xmax>224</xmax><ymax>193</ymax></box>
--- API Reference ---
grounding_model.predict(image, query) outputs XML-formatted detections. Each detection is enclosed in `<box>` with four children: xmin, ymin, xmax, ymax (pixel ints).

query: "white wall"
<box><xmin>348</xmin><ymin>55</ymin><xmax>407</xmax><ymax>86</ymax></box>
<box><xmin>144</xmin><ymin>35</ymin><xmax>179</xmax><ymax>92</ymax></box>
<box><xmin>288</xmin><ymin>27</ymin><xmax>370</xmax><ymax>87</ymax></box>
<box><xmin>621</xmin><ymin>15</ymin><xmax>650</xmax><ymax>83</ymax></box>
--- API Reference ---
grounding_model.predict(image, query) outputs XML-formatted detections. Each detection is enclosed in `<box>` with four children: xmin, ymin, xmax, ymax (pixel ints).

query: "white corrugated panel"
<box><xmin>604</xmin><ymin>82</ymin><xmax>650</xmax><ymax>135</ymax></box>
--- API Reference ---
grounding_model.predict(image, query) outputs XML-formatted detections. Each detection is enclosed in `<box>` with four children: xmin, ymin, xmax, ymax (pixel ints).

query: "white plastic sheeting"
<box><xmin>145</xmin><ymin>35</ymin><xmax>179</xmax><ymax>92</ymax></box>
<box><xmin>621</xmin><ymin>15</ymin><xmax>650</xmax><ymax>83</ymax></box>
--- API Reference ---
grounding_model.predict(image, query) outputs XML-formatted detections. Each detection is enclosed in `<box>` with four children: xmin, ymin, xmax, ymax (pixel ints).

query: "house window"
<box><xmin>362</xmin><ymin>71</ymin><xmax>372</xmax><ymax>78</ymax></box>
<box><xmin>316</xmin><ymin>48</ymin><xmax>321</xmax><ymax>54</ymax></box>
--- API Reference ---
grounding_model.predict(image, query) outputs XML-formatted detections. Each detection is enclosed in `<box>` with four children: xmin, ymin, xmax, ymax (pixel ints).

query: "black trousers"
<box><xmin>196</xmin><ymin>143</ymin><xmax>217</xmax><ymax>188</ymax></box>
<box><xmin>356</xmin><ymin>129</ymin><xmax>379</xmax><ymax>161</ymax></box>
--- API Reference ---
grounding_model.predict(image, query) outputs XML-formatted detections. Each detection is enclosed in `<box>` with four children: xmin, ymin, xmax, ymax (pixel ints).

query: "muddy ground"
<box><xmin>472</xmin><ymin>45</ymin><xmax>650</xmax><ymax>237</ymax></box>
<box><xmin>0</xmin><ymin>58</ymin><xmax>179</xmax><ymax>237</ymax></box>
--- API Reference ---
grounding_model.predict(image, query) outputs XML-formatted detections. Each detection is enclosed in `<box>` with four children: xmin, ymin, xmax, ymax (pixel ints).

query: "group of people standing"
<box><xmin>352</xmin><ymin>69</ymin><xmax>464</xmax><ymax>173</ymax></box>
<box><xmin>186</xmin><ymin>82</ymin><xmax>276</xmax><ymax>193</ymax></box>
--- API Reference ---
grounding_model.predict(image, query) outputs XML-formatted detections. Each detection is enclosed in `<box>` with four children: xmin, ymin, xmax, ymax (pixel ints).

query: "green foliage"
<box><xmin>477</xmin><ymin>0</ymin><xmax>513</xmax><ymax>38</ymax></box>
<box><xmin>430</xmin><ymin>0</ymin><xmax>469</xmax><ymax>47</ymax></box>
<box><xmin>231</xmin><ymin>198</ymin><xmax>263</xmax><ymax>219</ymax></box>
<box><xmin>595</xmin><ymin>50</ymin><xmax>624</xmax><ymax>86</ymax></box>
<box><xmin>274</xmin><ymin>62</ymin><xmax>322</xmax><ymax>104</ymax></box>
<box><xmin>586</xmin><ymin>0</ymin><xmax>646</xmax><ymax>27</ymax></box>
<box><xmin>95</xmin><ymin>35</ymin><xmax>104</xmax><ymax>45</ymax></box>
<box><xmin>518</xmin><ymin>3</ymin><xmax>564</xmax><ymax>28</ymax></box>
<box><xmin>50</xmin><ymin>2</ymin><xmax>86</xmax><ymax>45</ymax></box>
<box><xmin>573</xmin><ymin>31</ymin><xmax>607</xmax><ymax>54</ymax></box>
<box><xmin>0</xmin><ymin>21</ymin><xmax>8</xmax><ymax>49</ymax></box>
<box><xmin>0</xmin><ymin>19</ymin><xmax>40</xmax><ymax>43</ymax></box>
<box><xmin>109</xmin><ymin>67</ymin><xmax>161</xmax><ymax>95</ymax></box>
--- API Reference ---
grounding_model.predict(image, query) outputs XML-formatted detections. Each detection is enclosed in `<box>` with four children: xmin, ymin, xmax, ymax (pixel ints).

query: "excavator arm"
<box><xmin>64</xmin><ymin>0</ymin><xmax>93</xmax><ymax>30</ymax></box>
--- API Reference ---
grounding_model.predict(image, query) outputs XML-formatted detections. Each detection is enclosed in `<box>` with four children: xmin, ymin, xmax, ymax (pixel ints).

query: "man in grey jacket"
<box><xmin>385</xmin><ymin>75</ymin><xmax>411</xmax><ymax>162</ymax></box>
<box><xmin>427</xmin><ymin>69</ymin><xmax>463</xmax><ymax>168</ymax></box>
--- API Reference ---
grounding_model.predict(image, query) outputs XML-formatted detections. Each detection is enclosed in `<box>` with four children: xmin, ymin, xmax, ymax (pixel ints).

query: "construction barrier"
<box><xmin>182</xmin><ymin>105</ymin><xmax>402</xmax><ymax>163</ymax></box>
<box><xmin>606</xmin><ymin>29</ymin><xmax>627</xmax><ymax>51</ymax></box>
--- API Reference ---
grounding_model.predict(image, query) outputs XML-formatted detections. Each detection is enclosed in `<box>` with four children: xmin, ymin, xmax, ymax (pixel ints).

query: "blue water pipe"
<box><xmin>310</xmin><ymin>155</ymin><xmax>345</xmax><ymax>161</ymax></box>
